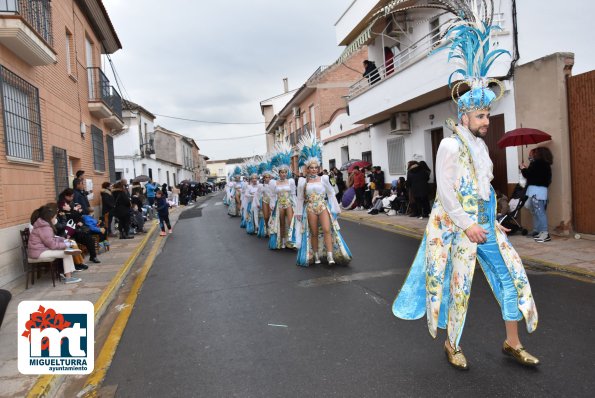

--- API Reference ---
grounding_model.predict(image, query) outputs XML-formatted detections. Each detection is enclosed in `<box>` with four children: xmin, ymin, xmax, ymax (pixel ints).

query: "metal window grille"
<box><xmin>106</xmin><ymin>134</ymin><xmax>116</xmax><ymax>182</ymax></box>
<box><xmin>0</xmin><ymin>66</ymin><xmax>43</xmax><ymax>161</ymax></box>
<box><xmin>91</xmin><ymin>125</ymin><xmax>105</xmax><ymax>171</ymax></box>
<box><xmin>387</xmin><ymin>136</ymin><xmax>406</xmax><ymax>175</ymax></box>
<box><xmin>52</xmin><ymin>146</ymin><xmax>69</xmax><ymax>198</ymax></box>
<box><xmin>0</xmin><ymin>0</ymin><xmax>53</xmax><ymax>46</ymax></box>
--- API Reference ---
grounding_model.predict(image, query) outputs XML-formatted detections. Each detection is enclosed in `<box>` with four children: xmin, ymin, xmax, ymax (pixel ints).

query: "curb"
<box><xmin>25</xmin><ymin>223</ymin><xmax>158</xmax><ymax>398</ymax></box>
<box><xmin>339</xmin><ymin>212</ymin><xmax>595</xmax><ymax>281</ymax></box>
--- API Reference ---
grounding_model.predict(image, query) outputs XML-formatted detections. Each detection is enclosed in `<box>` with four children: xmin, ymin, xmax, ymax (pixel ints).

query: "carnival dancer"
<box><xmin>239</xmin><ymin>173</ymin><xmax>248</xmax><ymax>228</ymax></box>
<box><xmin>243</xmin><ymin>162</ymin><xmax>261</xmax><ymax>235</ymax></box>
<box><xmin>268</xmin><ymin>143</ymin><xmax>297</xmax><ymax>250</ymax></box>
<box><xmin>257</xmin><ymin>157</ymin><xmax>273</xmax><ymax>238</ymax></box>
<box><xmin>223</xmin><ymin>173</ymin><xmax>232</xmax><ymax>206</ymax></box>
<box><xmin>294</xmin><ymin>133</ymin><xmax>351</xmax><ymax>266</ymax></box>
<box><xmin>227</xmin><ymin>167</ymin><xmax>242</xmax><ymax>217</ymax></box>
<box><xmin>392</xmin><ymin>0</ymin><xmax>539</xmax><ymax>370</ymax></box>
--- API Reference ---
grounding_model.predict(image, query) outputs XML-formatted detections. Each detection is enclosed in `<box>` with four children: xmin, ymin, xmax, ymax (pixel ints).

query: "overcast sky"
<box><xmin>102</xmin><ymin>0</ymin><xmax>350</xmax><ymax>160</ymax></box>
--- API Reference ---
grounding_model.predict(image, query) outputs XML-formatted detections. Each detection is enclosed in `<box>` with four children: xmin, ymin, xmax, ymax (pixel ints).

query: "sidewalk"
<box><xmin>0</xmin><ymin>201</ymin><xmax>191</xmax><ymax>398</ymax></box>
<box><xmin>340</xmin><ymin>210</ymin><xmax>595</xmax><ymax>279</ymax></box>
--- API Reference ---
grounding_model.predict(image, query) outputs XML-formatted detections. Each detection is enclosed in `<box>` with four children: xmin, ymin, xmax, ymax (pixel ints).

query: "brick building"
<box><xmin>264</xmin><ymin>47</ymin><xmax>368</xmax><ymax>175</ymax></box>
<box><xmin>0</xmin><ymin>0</ymin><xmax>123</xmax><ymax>287</ymax></box>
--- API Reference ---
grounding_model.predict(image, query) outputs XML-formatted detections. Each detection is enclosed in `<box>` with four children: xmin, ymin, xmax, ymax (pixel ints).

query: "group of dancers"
<box><xmin>223</xmin><ymin>133</ymin><xmax>351</xmax><ymax>267</ymax></box>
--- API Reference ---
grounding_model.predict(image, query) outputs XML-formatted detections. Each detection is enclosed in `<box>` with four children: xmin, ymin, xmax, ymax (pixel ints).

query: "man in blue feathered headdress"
<box><xmin>392</xmin><ymin>0</ymin><xmax>539</xmax><ymax>370</ymax></box>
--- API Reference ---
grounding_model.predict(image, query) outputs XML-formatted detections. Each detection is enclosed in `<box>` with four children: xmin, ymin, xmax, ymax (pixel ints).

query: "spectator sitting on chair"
<box><xmin>28</xmin><ymin>205</ymin><xmax>82</xmax><ymax>284</ymax></box>
<box><xmin>82</xmin><ymin>208</ymin><xmax>108</xmax><ymax>246</ymax></box>
<box><xmin>58</xmin><ymin>189</ymin><xmax>100</xmax><ymax>263</ymax></box>
<box><xmin>368</xmin><ymin>189</ymin><xmax>392</xmax><ymax>215</ymax></box>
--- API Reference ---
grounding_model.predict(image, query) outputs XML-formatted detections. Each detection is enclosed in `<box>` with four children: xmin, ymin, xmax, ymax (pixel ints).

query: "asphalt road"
<box><xmin>105</xmin><ymin>193</ymin><xmax>595</xmax><ymax>398</ymax></box>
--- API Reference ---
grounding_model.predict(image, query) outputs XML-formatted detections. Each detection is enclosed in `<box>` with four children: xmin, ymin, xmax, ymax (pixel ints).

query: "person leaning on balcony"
<box><xmin>363</xmin><ymin>60</ymin><xmax>380</xmax><ymax>84</ymax></box>
<box><xmin>28</xmin><ymin>205</ymin><xmax>82</xmax><ymax>284</ymax></box>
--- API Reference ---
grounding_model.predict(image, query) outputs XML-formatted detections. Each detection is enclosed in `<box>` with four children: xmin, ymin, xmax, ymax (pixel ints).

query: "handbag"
<box><xmin>65</xmin><ymin>219</ymin><xmax>77</xmax><ymax>238</ymax></box>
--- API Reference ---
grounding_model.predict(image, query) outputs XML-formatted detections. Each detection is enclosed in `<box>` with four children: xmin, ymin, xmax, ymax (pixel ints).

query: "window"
<box><xmin>310</xmin><ymin>105</ymin><xmax>316</xmax><ymax>136</ymax></box>
<box><xmin>106</xmin><ymin>134</ymin><xmax>116</xmax><ymax>182</ymax></box>
<box><xmin>91</xmin><ymin>125</ymin><xmax>105</xmax><ymax>171</ymax></box>
<box><xmin>340</xmin><ymin>146</ymin><xmax>349</xmax><ymax>164</ymax></box>
<box><xmin>53</xmin><ymin>147</ymin><xmax>69</xmax><ymax>198</ymax></box>
<box><xmin>361</xmin><ymin>151</ymin><xmax>372</xmax><ymax>164</ymax></box>
<box><xmin>65</xmin><ymin>29</ymin><xmax>75</xmax><ymax>76</ymax></box>
<box><xmin>329</xmin><ymin>159</ymin><xmax>336</xmax><ymax>170</ymax></box>
<box><xmin>0</xmin><ymin>66</ymin><xmax>43</xmax><ymax>161</ymax></box>
<box><xmin>430</xmin><ymin>18</ymin><xmax>440</xmax><ymax>46</ymax></box>
<box><xmin>387</xmin><ymin>136</ymin><xmax>406</xmax><ymax>175</ymax></box>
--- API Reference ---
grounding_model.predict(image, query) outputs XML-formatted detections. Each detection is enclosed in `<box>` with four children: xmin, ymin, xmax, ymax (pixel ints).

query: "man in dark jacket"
<box><xmin>73</xmin><ymin>178</ymin><xmax>91</xmax><ymax>215</ymax></box>
<box><xmin>406</xmin><ymin>162</ymin><xmax>431</xmax><ymax>218</ymax></box>
<box><xmin>373</xmin><ymin>166</ymin><xmax>385</xmax><ymax>195</ymax></box>
<box><xmin>363</xmin><ymin>60</ymin><xmax>380</xmax><ymax>84</ymax></box>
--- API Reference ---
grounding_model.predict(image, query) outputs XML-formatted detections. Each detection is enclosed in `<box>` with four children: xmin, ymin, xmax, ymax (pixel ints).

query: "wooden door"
<box><xmin>430</xmin><ymin>128</ymin><xmax>443</xmax><ymax>182</ymax></box>
<box><xmin>485</xmin><ymin>114</ymin><xmax>508</xmax><ymax>195</ymax></box>
<box><xmin>568</xmin><ymin>71</ymin><xmax>595</xmax><ymax>234</ymax></box>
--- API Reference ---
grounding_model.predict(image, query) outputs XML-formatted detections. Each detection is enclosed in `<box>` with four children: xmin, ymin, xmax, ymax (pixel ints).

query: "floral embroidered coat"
<box><xmin>392</xmin><ymin>127</ymin><xmax>538</xmax><ymax>345</ymax></box>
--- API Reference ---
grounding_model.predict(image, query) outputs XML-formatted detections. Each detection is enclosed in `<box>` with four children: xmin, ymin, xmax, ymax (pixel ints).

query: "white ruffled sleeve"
<box><xmin>435</xmin><ymin>137</ymin><xmax>475</xmax><ymax>231</ymax></box>
<box><xmin>322</xmin><ymin>175</ymin><xmax>341</xmax><ymax>214</ymax></box>
<box><xmin>295</xmin><ymin>178</ymin><xmax>305</xmax><ymax>217</ymax></box>
<box><xmin>289</xmin><ymin>178</ymin><xmax>297</xmax><ymax>208</ymax></box>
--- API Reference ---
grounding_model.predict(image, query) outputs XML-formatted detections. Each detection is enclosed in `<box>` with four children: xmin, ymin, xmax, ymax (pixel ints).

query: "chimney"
<box><xmin>283</xmin><ymin>78</ymin><xmax>289</xmax><ymax>93</ymax></box>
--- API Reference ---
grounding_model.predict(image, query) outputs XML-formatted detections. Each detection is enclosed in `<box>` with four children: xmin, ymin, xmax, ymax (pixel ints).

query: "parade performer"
<box><xmin>223</xmin><ymin>173</ymin><xmax>232</xmax><ymax>206</ymax></box>
<box><xmin>257</xmin><ymin>156</ymin><xmax>273</xmax><ymax>238</ymax></box>
<box><xmin>227</xmin><ymin>167</ymin><xmax>242</xmax><ymax>217</ymax></box>
<box><xmin>239</xmin><ymin>173</ymin><xmax>248</xmax><ymax>228</ymax></box>
<box><xmin>243</xmin><ymin>161</ymin><xmax>260</xmax><ymax>235</ymax></box>
<box><xmin>392</xmin><ymin>0</ymin><xmax>539</xmax><ymax>370</ymax></box>
<box><xmin>294</xmin><ymin>133</ymin><xmax>351</xmax><ymax>266</ymax></box>
<box><xmin>268</xmin><ymin>143</ymin><xmax>297</xmax><ymax>250</ymax></box>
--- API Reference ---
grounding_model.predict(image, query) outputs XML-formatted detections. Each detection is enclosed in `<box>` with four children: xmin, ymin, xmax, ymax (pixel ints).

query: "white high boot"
<box><xmin>327</xmin><ymin>252</ymin><xmax>335</xmax><ymax>265</ymax></box>
<box><xmin>314</xmin><ymin>253</ymin><xmax>321</xmax><ymax>264</ymax></box>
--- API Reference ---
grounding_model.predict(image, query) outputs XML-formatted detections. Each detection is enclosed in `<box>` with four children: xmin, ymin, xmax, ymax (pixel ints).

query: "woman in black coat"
<box><xmin>100</xmin><ymin>182</ymin><xmax>115</xmax><ymax>235</ymax></box>
<box><xmin>406</xmin><ymin>161</ymin><xmax>431</xmax><ymax>218</ymax></box>
<box><xmin>112</xmin><ymin>180</ymin><xmax>133</xmax><ymax>239</ymax></box>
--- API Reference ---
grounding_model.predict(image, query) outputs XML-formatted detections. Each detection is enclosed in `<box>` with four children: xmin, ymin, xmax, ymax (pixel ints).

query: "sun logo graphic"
<box><xmin>18</xmin><ymin>301</ymin><xmax>94</xmax><ymax>374</ymax></box>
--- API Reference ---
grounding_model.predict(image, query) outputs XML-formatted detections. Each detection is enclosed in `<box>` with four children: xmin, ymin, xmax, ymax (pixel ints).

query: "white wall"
<box><xmin>322</xmin><ymin>130</ymin><xmax>371</xmax><ymax>171</ymax></box>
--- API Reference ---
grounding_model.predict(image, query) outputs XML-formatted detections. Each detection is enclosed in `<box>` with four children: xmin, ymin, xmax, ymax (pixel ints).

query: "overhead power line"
<box><xmin>196</xmin><ymin>133</ymin><xmax>265</xmax><ymax>141</ymax></box>
<box><xmin>153</xmin><ymin>113</ymin><xmax>265</xmax><ymax>125</ymax></box>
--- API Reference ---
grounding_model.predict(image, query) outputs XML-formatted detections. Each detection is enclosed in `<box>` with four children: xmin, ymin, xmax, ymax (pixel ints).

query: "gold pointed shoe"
<box><xmin>502</xmin><ymin>341</ymin><xmax>540</xmax><ymax>367</ymax></box>
<box><xmin>444</xmin><ymin>341</ymin><xmax>469</xmax><ymax>370</ymax></box>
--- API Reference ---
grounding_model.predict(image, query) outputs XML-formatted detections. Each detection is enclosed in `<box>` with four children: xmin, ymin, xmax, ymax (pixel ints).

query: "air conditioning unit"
<box><xmin>389</xmin><ymin>112</ymin><xmax>411</xmax><ymax>134</ymax></box>
<box><xmin>293</xmin><ymin>107</ymin><xmax>301</xmax><ymax>118</ymax></box>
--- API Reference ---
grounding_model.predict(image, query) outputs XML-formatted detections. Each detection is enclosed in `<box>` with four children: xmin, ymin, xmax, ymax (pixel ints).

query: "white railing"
<box><xmin>349</xmin><ymin>29</ymin><xmax>445</xmax><ymax>99</ymax></box>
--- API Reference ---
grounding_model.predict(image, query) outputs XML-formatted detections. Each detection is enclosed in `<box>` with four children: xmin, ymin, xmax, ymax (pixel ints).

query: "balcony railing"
<box><xmin>87</xmin><ymin>67</ymin><xmax>122</xmax><ymax>120</ymax></box>
<box><xmin>0</xmin><ymin>0</ymin><xmax>53</xmax><ymax>46</ymax></box>
<box><xmin>348</xmin><ymin>29</ymin><xmax>445</xmax><ymax>99</ymax></box>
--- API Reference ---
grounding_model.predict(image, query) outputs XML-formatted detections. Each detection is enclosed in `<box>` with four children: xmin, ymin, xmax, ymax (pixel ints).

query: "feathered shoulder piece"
<box><xmin>297</xmin><ymin>131</ymin><xmax>322</xmax><ymax>169</ymax></box>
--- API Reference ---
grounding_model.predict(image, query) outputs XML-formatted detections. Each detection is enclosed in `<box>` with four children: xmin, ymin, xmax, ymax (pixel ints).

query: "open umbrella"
<box><xmin>179</xmin><ymin>179</ymin><xmax>191</xmax><ymax>184</ymax></box>
<box><xmin>340</xmin><ymin>159</ymin><xmax>362</xmax><ymax>171</ymax></box>
<box><xmin>348</xmin><ymin>161</ymin><xmax>372</xmax><ymax>173</ymax></box>
<box><xmin>132</xmin><ymin>174</ymin><xmax>149</xmax><ymax>183</ymax></box>
<box><xmin>497</xmin><ymin>128</ymin><xmax>552</xmax><ymax>161</ymax></box>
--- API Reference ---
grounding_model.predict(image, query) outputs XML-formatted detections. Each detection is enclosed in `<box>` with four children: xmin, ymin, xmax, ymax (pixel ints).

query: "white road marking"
<box><xmin>214</xmin><ymin>202</ymin><xmax>223</xmax><ymax>206</ymax></box>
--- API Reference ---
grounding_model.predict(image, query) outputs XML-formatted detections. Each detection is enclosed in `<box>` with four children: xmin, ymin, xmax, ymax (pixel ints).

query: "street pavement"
<box><xmin>102</xmin><ymin>193</ymin><xmax>595</xmax><ymax>398</ymax></box>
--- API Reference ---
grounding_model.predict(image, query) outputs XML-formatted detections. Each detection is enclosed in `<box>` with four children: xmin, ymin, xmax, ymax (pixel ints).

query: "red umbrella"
<box><xmin>497</xmin><ymin>128</ymin><xmax>552</xmax><ymax>149</ymax></box>
<box><xmin>348</xmin><ymin>161</ymin><xmax>371</xmax><ymax>173</ymax></box>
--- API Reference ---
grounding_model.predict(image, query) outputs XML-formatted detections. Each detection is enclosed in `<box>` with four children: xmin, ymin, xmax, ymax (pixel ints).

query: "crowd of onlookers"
<box><xmin>320</xmin><ymin>161</ymin><xmax>434</xmax><ymax>219</ymax></box>
<box><xmin>26</xmin><ymin>170</ymin><xmax>217</xmax><ymax>285</ymax></box>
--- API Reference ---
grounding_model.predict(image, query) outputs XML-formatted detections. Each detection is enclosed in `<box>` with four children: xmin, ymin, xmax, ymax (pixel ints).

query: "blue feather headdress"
<box><xmin>272</xmin><ymin>141</ymin><xmax>293</xmax><ymax>178</ymax></box>
<box><xmin>257</xmin><ymin>154</ymin><xmax>273</xmax><ymax>177</ymax></box>
<box><xmin>244</xmin><ymin>158</ymin><xmax>259</xmax><ymax>178</ymax></box>
<box><xmin>297</xmin><ymin>131</ymin><xmax>322</xmax><ymax>170</ymax></box>
<box><xmin>232</xmin><ymin>166</ymin><xmax>242</xmax><ymax>178</ymax></box>
<box><xmin>435</xmin><ymin>1</ymin><xmax>509</xmax><ymax>119</ymax></box>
